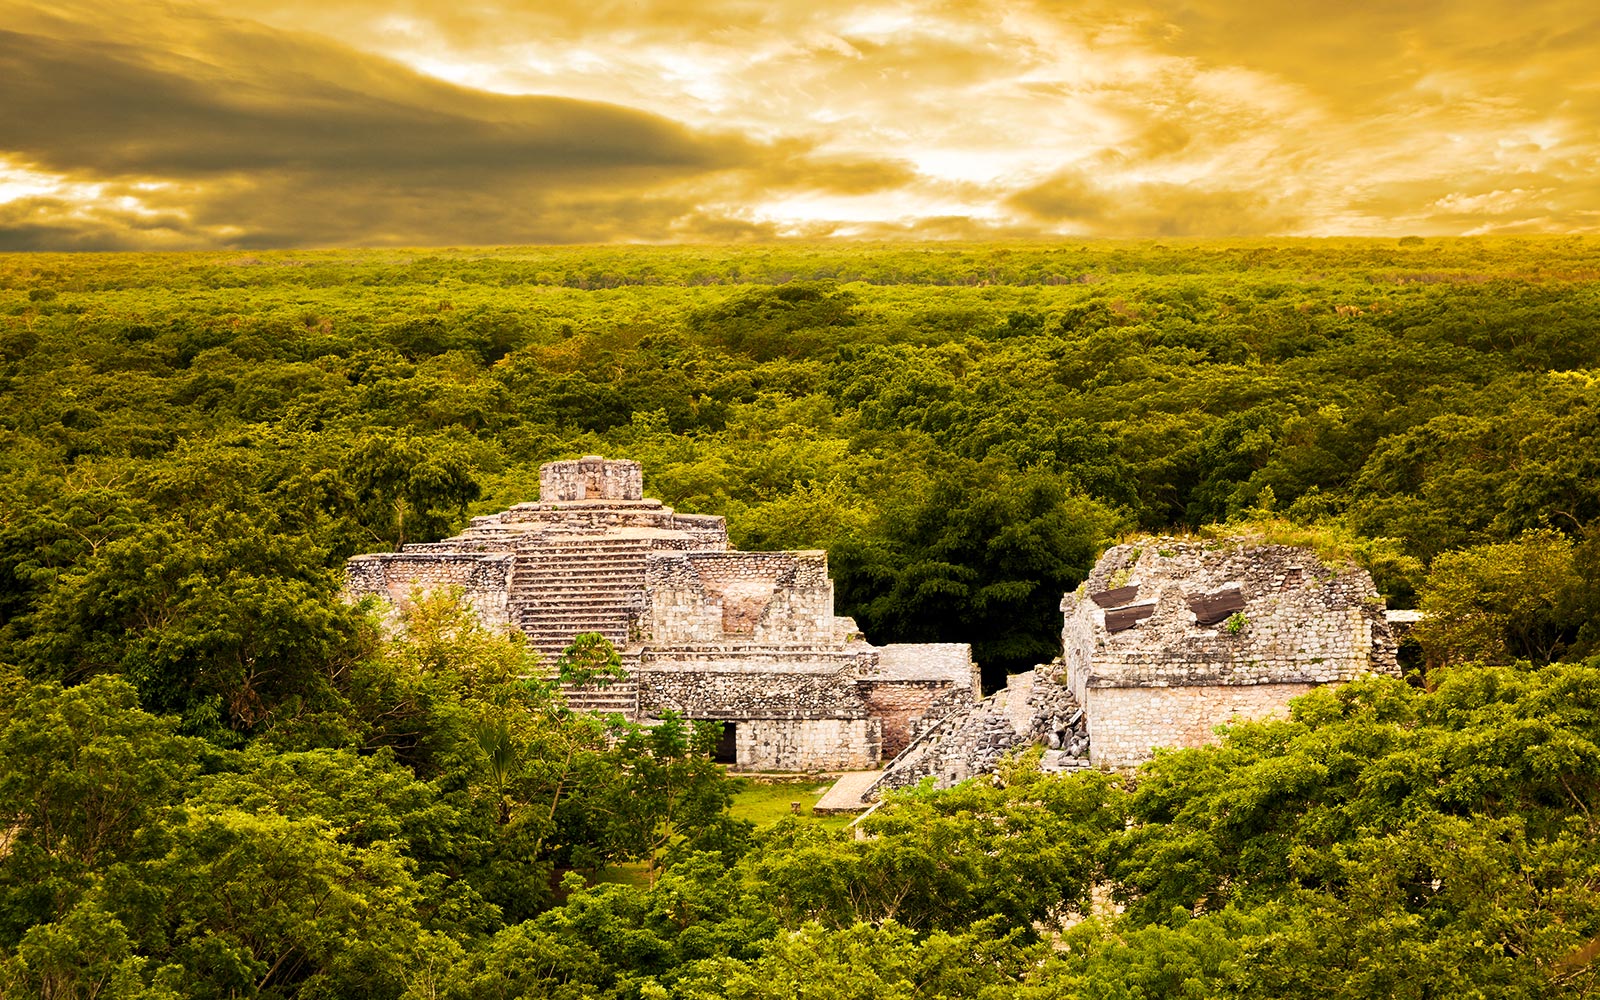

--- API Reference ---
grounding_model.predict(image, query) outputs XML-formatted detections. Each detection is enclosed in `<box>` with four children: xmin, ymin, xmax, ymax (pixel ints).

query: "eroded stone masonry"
<box><xmin>865</xmin><ymin>536</ymin><xmax>1403</xmax><ymax>797</ymax></box>
<box><xmin>345</xmin><ymin>457</ymin><xmax>978</xmax><ymax>771</ymax></box>
<box><xmin>1060</xmin><ymin>538</ymin><xmax>1400</xmax><ymax>769</ymax></box>
<box><xmin>349</xmin><ymin>463</ymin><xmax>1403</xmax><ymax>783</ymax></box>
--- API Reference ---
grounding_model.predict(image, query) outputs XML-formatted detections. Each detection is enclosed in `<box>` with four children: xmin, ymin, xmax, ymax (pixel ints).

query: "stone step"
<box><xmin>523</xmin><ymin>631</ymin><xmax>631</xmax><ymax>643</ymax></box>
<box><xmin>522</xmin><ymin>619</ymin><xmax>631</xmax><ymax>633</ymax></box>
<box><xmin>520</xmin><ymin>596</ymin><xmax>636</xmax><ymax>606</ymax></box>
<box><xmin>529</xmin><ymin>628</ymin><xmax>622</xmax><ymax>640</ymax></box>
<box><xmin>512</xmin><ymin>580</ymin><xmax>644</xmax><ymax>591</ymax></box>
<box><xmin>512</xmin><ymin>572</ymin><xmax>647</xmax><ymax>586</ymax></box>
<box><xmin>519</xmin><ymin>609</ymin><xmax>638</xmax><ymax>619</ymax></box>
<box><xmin>518</xmin><ymin>569</ymin><xmax>649</xmax><ymax>576</ymax></box>
<box><xmin>562</xmin><ymin>692</ymin><xmax>639</xmax><ymax>709</ymax></box>
<box><xmin>520</xmin><ymin>575</ymin><xmax>646</xmax><ymax>584</ymax></box>
<box><xmin>516</xmin><ymin>594</ymin><xmax>642</xmax><ymax>604</ymax></box>
<box><xmin>521</xmin><ymin>541</ymin><xmax>648</xmax><ymax>550</ymax></box>
<box><xmin>518</xmin><ymin>563</ymin><xmax>647</xmax><ymax>571</ymax></box>
<box><xmin>561</xmin><ymin>683</ymin><xmax>637</xmax><ymax>695</ymax></box>
<box><xmin>521</xmin><ymin>612</ymin><xmax>631</xmax><ymax>623</ymax></box>
<box><xmin>531</xmin><ymin>645</ymin><xmax>627</xmax><ymax>656</ymax></box>
<box><xmin>521</xmin><ymin>540</ymin><xmax>652</xmax><ymax>550</ymax></box>
<box><xmin>523</xmin><ymin>558</ymin><xmax>649</xmax><ymax>566</ymax></box>
<box><xmin>520</xmin><ymin>610</ymin><xmax>632</xmax><ymax>622</ymax></box>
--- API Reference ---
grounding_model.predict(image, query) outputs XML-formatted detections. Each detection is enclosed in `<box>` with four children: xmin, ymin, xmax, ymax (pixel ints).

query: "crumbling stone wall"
<box><xmin>860</xmin><ymin>644</ymin><xmax>981</xmax><ymax>757</ymax></box>
<box><xmin>539</xmin><ymin>456</ymin><xmax>644</xmax><ymax>501</ymax></box>
<box><xmin>642</xmin><ymin>551</ymin><xmax>836</xmax><ymax>644</ymax></box>
<box><xmin>860</xmin><ymin>681</ymin><xmax>965</xmax><ymax>758</ymax></box>
<box><xmin>345</xmin><ymin>552</ymin><xmax>513</xmax><ymax>629</ymax></box>
<box><xmin>867</xmin><ymin>667</ymin><xmax>1085</xmax><ymax>797</ymax></box>
<box><xmin>1062</xmin><ymin>538</ymin><xmax>1400</xmax><ymax>768</ymax></box>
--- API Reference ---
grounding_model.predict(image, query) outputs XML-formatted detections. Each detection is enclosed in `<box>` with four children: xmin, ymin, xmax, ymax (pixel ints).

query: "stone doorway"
<box><xmin>712</xmin><ymin>722</ymin><xmax>738</xmax><ymax>765</ymax></box>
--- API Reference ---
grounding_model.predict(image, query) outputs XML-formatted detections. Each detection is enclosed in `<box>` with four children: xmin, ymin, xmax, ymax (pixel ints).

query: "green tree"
<box><xmin>0</xmin><ymin>675</ymin><xmax>202</xmax><ymax>945</ymax></box>
<box><xmin>1415</xmin><ymin>530</ymin><xmax>1585</xmax><ymax>667</ymax></box>
<box><xmin>555</xmin><ymin>632</ymin><xmax>626</xmax><ymax>690</ymax></box>
<box><xmin>345</xmin><ymin>432</ymin><xmax>481</xmax><ymax>549</ymax></box>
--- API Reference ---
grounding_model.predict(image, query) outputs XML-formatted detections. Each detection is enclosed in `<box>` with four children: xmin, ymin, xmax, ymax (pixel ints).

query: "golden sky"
<box><xmin>2</xmin><ymin>0</ymin><xmax>1596</xmax><ymax>248</ymax></box>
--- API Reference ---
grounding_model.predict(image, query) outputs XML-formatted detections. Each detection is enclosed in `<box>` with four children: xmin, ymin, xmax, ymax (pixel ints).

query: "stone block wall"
<box><xmin>643</xmin><ymin>551</ymin><xmax>835</xmax><ymax>644</ymax></box>
<box><xmin>860</xmin><ymin>680</ymin><xmax>974</xmax><ymax>758</ymax></box>
<box><xmin>637</xmin><ymin>650</ymin><xmax>877</xmax><ymax>718</ymax></box>
<box><xmin>345</xmin><ymin>552</ymin><xmax>513</xmax><ymax>629</ymax></box>
<box><xmin>667</xmin><ymin>514</ymin><xmax>732</xmax><ymax>551</ymax></box>
<box><xmin>1061</xmin><ymin>538</ymin><xmax>1400</xmax><ymax>768</ymax></box>
<box><xmin>1063</xmin><ymin>540</ymin><xmax>1396</xmax><ymax>695</ymax></box>
<box><xmin>1086</xmin><ymin>683</ymin><xmax>1316</xmax><ymax>769</ymax></box>
<box><xmin>734</xmin><ymin>718</ymin><xmax>882</xmax><ymax>771</ymax></box>
<box><xmin>499</xmin><ymin>502</ymin><xmax>680</xmax><ymax>532</ymax></box>
<box><xmin>539</xmin><ymin>456</ymin><xmax>644</xmax><ymax>501</ymax></box>
<box><xmin>868</xmin><ymin>668</ymin><xmax>1085</xmax><ymax>796</ymax></box>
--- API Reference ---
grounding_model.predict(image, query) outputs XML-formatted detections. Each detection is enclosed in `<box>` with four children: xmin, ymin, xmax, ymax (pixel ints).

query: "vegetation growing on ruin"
<box><xmin>3</xmin><ymin>239</ymin><xmax>1600</xmax><ymax>996</ymax></box>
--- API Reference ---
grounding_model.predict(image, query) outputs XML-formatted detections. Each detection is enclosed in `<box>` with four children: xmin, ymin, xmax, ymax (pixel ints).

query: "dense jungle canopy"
<box><xmin>2</xmin><ymin>239</ymin><xmax>1599</xmax><ymax>998</ymax></box>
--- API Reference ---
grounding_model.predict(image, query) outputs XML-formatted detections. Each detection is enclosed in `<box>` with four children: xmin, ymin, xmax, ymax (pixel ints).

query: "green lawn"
<box><xmin>728</xmin><ymin>778</ymin><xmax>857</xmax><ymax>830</ymax></box>
<box><xmin>593</xmin><ymin>779</ymin><xmax>855</xmax><ymax>885</ymax></box>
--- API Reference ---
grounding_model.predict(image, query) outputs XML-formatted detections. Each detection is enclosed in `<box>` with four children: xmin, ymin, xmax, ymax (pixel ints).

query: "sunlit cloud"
<box><xmin>1</xmin><ymin>0</ymin><xmax>1596</xmax><ymax>248</ymax></box>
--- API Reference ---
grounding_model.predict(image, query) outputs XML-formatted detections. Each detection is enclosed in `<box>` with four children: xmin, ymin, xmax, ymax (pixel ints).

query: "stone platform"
<box><xmin>813</xmin><ymin>772</ymin><xmax>882</xmax><ymax>814</ymax></box>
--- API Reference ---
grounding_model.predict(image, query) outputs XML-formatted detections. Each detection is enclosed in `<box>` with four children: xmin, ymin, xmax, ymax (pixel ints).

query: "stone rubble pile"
<box><xmin>866</xmin><ymin>664</ymin><xmax>1089</xmax><ymax>799</ymax></box>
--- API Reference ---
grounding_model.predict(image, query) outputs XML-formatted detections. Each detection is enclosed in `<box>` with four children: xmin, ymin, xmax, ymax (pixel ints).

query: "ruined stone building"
<box><xmin>347</xmin><ymin>463</ymin><xmax>1396</xmax><ymax>789</ymax></box>
<box><xmin>345</xmin><ymin>457</ymin><xmax>977</xmax><ymax>771</ymax></box>
<box><xmin>862</xmin><ymin>536</ymin><xmax>1401</xmax><ymax>800</ymax></box>
<box><xmin>1060</xmin><ymin>539</ymin><xmax>1400</xmax><ymax>768</ymax></box>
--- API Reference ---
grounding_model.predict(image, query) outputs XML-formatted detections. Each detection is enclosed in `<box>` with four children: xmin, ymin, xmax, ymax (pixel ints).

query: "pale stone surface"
<box><xmin>867</xmin><ymin>666</ymin><xmax>1088</xmax><ymax>798</ymax></box>
<box><xmin>1062</xmin><ymin>538</ymin><xmax>1400</xmax><ymax>768</ymax></box>
<box><xmin>814</xmin><ymin>771</ymin><xmax>884</xmax><ymax>814</ymax></box>
<box><xmin>1086</xmin><ymin>683</ymin><xmax>1317</xmax><ymax>769</ymax></box>
<box><xmin>345</xmin><ymin>552</ymin><xmax>513</xmax><ymax>630</ymax></box>
<box><xmin>738</xmin><ymin>719</ymin><xmax>881</xmax><ymax>771</ymax></box>
<box><xmin>539</xmin><ymin>456</ymin><xmax>644</xmax><ymax>501</ymax></box>
<box><xmin>344</xmin><ymin>457</ymin><xmax>978</xmax><ymax>772</ymax></box>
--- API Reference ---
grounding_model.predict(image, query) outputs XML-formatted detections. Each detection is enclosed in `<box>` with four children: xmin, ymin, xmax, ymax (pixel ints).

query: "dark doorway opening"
<box><xmin>712</xmin><ymin>722</ymin><xmax>738</xmax><ymax>765</ymax></box>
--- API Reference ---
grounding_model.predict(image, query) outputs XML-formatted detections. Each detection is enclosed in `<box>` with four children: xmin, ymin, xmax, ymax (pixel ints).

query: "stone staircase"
<box><xmin>511</xmin><ymin>532</ymin><xmax>653</xmax><ymax>661</ymax></box>
<box><xmin>559</xmin><ymin>678</ymin><xmax>640</xmax><ymax>716</ymax></box>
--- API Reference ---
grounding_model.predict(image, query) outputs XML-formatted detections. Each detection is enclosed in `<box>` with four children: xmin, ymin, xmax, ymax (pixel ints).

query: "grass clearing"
<box><xmin>729</xmin><ymin>777</ymin><xmax>857</xmax><ymax>830</ymax></box>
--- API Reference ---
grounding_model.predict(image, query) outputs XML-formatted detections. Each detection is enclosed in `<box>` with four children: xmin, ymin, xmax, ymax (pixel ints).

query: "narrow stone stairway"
<box><xmin>511</xmin><ymin>533</ymin><xmax>653</xmax><ymax>661</ymax></box>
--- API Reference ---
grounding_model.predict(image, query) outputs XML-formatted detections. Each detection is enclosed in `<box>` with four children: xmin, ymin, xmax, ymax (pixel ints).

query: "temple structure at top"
<box><xmin>345</xmin><ymin>456</ymin><xmax>977</xmax><ymax>771</ymax></box>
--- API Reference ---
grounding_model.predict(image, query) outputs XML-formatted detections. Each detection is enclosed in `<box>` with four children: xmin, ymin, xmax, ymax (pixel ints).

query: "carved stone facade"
<box><xmin>345</xmin><ymin>457</ymin><xmax>978</xmax><ymax>771</ymax></box>
<box><xmin>1062</xmin><ymin>538</ymin><xmax>1400</xmax><ymax>768</ymax></box>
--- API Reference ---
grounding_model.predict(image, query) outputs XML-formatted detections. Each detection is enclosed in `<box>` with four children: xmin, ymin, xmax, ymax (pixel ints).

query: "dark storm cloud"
<box><xmin>0</xmin><ymin>2</ymin><xmax>785</xmax><ymax>246</ymax></box>
<box><xmin>0</xmin><ymin>26</ymin><xmax>748</xmax><ymax>179</ymax></box>
<box><xmin>2</xmin><ymin>0</ymin><xmax>1598</xmax><ymax>246</ymax></box>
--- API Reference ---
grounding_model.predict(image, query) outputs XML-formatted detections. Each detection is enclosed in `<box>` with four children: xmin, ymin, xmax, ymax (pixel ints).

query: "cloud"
<box><xmin>0</xmin><ymin>0</ymin><xmax>779</xmax><ymax>246</ymax></box>
<box><xmin>1</xmin><ymin>0</ymin><xmax>1598</xmax><ymax>246</ymax></box>
<box><xmin>1007</xmin><ymin>168</ymin><xmax>1302</xmax><ymax>237</ymax></box>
